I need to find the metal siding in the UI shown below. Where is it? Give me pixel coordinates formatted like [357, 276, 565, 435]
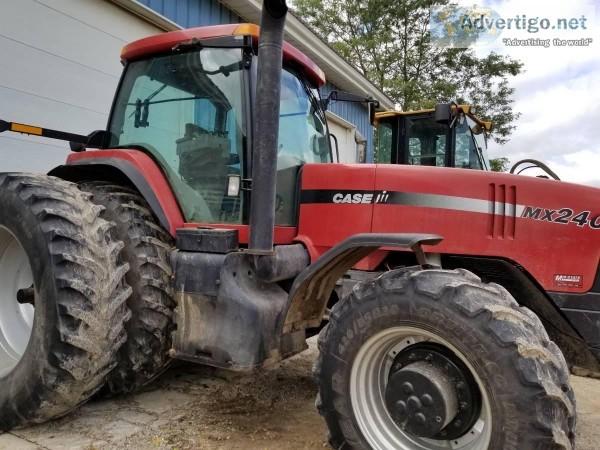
[0, 0, 163, 172]
[137, 0, 241, 27]
[322, 82, 374, 162]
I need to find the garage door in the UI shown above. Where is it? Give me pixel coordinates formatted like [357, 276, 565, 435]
[0, 0, 163, 172]
[326, 111, 357, 163]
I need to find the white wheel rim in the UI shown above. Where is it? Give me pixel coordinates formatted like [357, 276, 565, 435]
[0, 226, 35, 378]
[350, 326, 492, 450]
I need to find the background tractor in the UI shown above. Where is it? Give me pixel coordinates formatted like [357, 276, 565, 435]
[0, 1, 585, 449]
[373, 104, 564, 182]
[374, 104, 492, 170]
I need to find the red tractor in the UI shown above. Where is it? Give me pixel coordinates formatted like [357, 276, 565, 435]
[0, 1, 584, 448]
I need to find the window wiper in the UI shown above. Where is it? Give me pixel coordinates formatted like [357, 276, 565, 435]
[128, 84, 167, 127]
[128, 95, 211, 128]
[133, 98, 149, 128]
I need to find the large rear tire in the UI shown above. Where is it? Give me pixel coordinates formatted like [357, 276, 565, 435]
[315, 268, 576, 450]
[0, 174, 131, 430]
[79, 182, 175, 396]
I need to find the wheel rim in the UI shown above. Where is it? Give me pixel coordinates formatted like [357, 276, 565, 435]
[350, 326, 492, 450]
[0, 226, 35, 378]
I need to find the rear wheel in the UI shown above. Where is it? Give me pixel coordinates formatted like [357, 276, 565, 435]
[79, 182, 175, 396]
[315, 268, 576, 450]
[0, 174, 130, 430]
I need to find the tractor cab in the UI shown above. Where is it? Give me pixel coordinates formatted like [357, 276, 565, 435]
[375, 105, 492, 170]
[108, 24, 331, 227]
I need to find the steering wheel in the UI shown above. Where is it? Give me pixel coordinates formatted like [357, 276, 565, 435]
[509, 159, 561, 181]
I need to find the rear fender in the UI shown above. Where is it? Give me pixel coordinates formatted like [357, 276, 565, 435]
[49, 150, 184, 235]
[281, 233, 442, 334]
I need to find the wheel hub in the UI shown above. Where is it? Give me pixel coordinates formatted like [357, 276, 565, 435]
[384, 344, 481, 440]
[385, 360, 458, 437]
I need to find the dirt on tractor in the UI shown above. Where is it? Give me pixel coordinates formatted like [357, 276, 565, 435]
[1, 338, 598, 450]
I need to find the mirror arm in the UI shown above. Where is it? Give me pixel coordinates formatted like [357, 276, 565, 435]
[323, 90, 379, 110]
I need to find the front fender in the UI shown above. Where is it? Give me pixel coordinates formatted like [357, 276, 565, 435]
[49, 149, 184, 235]
[281, 233, 443, 334]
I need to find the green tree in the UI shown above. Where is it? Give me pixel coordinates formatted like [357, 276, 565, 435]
[489, 157, 510, 172]
[293, 0, 523, 144]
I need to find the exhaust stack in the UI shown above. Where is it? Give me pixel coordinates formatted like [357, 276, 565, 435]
[248, 0, 288, 255]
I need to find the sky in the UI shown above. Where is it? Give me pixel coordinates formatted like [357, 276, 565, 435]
[463, 0, 600, 186]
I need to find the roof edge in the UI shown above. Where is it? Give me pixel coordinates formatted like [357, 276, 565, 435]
[108, 0, 182, 31]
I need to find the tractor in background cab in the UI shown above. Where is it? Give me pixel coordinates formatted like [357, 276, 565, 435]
[373, 103, 564, 182]
[374, 103, 492, 169]
[0, 1, 587, 449]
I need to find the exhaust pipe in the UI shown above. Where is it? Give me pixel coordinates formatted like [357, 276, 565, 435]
[248, 0, 288, 255]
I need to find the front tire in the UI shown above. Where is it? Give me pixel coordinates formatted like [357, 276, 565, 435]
[314, 268, 575, 450]
[0, 174, 131, 430]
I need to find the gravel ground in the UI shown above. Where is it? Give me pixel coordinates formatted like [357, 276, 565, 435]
[1, 338, 598, 450]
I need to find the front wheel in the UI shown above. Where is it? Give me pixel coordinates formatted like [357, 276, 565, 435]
[314, 268, 575, 450]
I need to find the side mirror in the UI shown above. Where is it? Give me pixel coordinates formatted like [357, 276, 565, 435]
[312, 134, 330, 156]
[69, 130, 112, 152]
[434, 103, 452, 125]
[329, 133, 340, 162]
[87, 130, 112, 148]
[369, 102, 376, 126]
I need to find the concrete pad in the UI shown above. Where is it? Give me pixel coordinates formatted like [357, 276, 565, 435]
[115, 409, 156, 426]
[134, 390, 192, 415]
[99, 420, 142, 442]
[10, 429, 105, 450]
[572, 376, 600, 450]
[0, 433, 40, 450]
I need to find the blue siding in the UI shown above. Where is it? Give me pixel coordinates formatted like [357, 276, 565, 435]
[321, 82, 374, 161]
[142, 0, 373, 161]
[138, 0, 241, 27]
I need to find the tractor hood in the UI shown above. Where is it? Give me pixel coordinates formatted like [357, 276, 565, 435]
[296, 163, 600, 294]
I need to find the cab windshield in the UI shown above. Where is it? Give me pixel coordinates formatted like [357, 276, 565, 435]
[108, 47, 246, 224]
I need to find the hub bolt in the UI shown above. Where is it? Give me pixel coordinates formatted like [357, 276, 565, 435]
[454, 420, 462, 428]
[456, 382, 465, 390]
[395, 400, 407, 415]
[421, 394, 433, 406]
[402, 382, 414, 394]
[460, 401, 469, 410]
[414, 413, 426, 425]
[407, 396, 422, 410]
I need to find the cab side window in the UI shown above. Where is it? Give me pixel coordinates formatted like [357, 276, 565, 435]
[275, 69, 330, 226]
